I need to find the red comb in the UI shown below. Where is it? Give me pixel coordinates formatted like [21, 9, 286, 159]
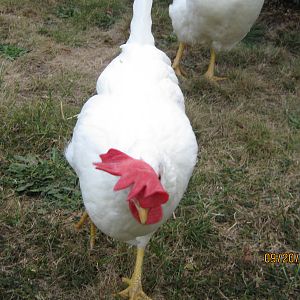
[93, 149, 169, 224]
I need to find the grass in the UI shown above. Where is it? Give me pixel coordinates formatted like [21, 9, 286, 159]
[0, 44, 28, 60]
[0, 0, 300, 299]
[2, 150, 81, 209]
[54, 0, 127, 30]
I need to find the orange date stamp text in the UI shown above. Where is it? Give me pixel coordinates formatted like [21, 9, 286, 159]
[264, 252, 299, 264]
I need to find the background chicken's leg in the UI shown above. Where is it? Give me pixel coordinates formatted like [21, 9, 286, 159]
[75, 211, 96, 249]
[172, 42, 186, 77]
[204, 48, 226, 81]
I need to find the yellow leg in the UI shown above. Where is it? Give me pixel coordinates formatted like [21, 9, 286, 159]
[75, 211, 89, 230]
[172, 42, 187, 77]
[75, 211, 97, 249]
[90, 222, 96, 250]
[204, 48, 226, 81]
[118, 248, 151, 300]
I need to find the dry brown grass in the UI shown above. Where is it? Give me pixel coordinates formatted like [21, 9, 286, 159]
[0, 1, 299, 299]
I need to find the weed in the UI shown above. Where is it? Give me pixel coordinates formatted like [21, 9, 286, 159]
[56, 5, 79, 19]
[288, 113, 300, 129]
[2, 150, 81, 209]
[0, 44, 28, 60]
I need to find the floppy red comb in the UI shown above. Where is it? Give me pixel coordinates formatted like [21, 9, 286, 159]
[93, 149, 169, 224]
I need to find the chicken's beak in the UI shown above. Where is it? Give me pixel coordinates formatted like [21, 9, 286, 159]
[134, 200, 149, 224]
[138, 207, 149, 224]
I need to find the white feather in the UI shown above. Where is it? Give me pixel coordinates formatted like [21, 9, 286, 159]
[169, 0, 265, 50]
[127, 0, 154, 46]
[66, 0, 198, 248]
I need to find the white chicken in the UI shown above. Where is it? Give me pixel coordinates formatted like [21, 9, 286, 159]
[65, 0, 198, 298]
[169, 0, 265, 80]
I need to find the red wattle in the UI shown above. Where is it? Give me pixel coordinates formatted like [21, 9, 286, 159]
[94, 148, 169, 224]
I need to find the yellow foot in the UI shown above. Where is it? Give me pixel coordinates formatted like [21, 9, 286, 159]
[204, 73, 227, 82]
[75, 211, 96, 250]
[118, 277, 151, 300]
[204, 47, 227, 82]
[172, 64, 187, 77]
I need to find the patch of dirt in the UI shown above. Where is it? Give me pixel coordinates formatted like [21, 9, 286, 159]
[1, 16, 130, 104]
[49, 43, 119, 80]
[48, 19, 130, 77]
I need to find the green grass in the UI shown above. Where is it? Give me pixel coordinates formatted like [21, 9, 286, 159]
[243, 24, 267, 46]
[0, 0, 129, 47]
[0, 44, 28, 60]
[275, 30, 300, 54]
[55, 0, 128, 30]
[37, 25, 85, 47]
[0, 1, 300, 299]
[288, 112, 300, 129]
[0, 99, 78, 155]
[40, 0, 128, 45]
[2, 150, 81, 209]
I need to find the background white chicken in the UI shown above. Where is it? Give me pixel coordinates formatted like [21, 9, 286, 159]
[65, 0, 198, 298]
[169, 0, 265, 80]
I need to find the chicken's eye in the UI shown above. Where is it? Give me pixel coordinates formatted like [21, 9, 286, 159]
[158, 174, 161, 181]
